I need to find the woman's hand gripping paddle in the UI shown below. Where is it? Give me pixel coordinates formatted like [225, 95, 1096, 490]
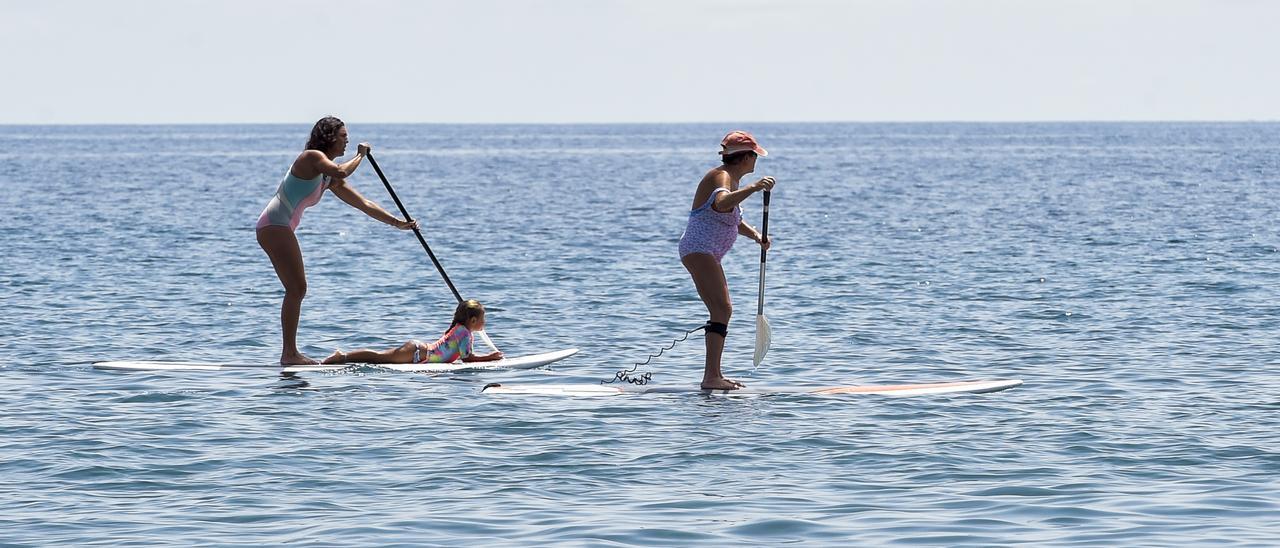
[365, 152, 501, 353]
[753, 190, 772, 369]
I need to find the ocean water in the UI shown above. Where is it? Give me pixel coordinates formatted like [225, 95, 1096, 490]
[1, 122, 1277, 546]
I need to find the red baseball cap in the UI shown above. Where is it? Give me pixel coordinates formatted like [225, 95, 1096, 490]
[719, 130, 768, 157]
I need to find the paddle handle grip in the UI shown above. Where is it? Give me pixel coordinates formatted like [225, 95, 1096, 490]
[366, 152, 464, 303]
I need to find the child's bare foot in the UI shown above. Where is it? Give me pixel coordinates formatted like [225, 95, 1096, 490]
[321, 350, 346, 365]
[701, 377, 745, 390]
[281, 352, 318, 365]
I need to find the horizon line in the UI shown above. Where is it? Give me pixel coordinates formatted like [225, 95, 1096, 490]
[2, 119, 1278, 127]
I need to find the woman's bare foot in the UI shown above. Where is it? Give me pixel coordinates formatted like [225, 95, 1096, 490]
[321, 349, 346, 365]
[701, 377, 745, 390]
[281, 352, 318, 365]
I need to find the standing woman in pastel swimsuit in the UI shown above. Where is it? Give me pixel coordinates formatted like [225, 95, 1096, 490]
[257, 116, 418, 365]
[679, 131, 775, 390]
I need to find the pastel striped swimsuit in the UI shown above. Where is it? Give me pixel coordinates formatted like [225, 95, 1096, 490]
[411, 325, 475, 364]
[255, 170, 331, 231]
[678, 187, 742, 261]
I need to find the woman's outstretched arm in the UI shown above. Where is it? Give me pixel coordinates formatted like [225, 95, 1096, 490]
[311, 143, 368, 179]
[329, 180, 419, 230]
[710, 175, 775, 212]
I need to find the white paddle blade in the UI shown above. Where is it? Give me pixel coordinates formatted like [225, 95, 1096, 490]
[477, 330, 500, 353]
[753, 313, 772, 367]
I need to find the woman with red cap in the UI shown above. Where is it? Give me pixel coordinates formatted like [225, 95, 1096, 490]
[678, 130, 775, 390]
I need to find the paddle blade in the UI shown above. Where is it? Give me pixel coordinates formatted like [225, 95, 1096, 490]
[477, 330, 501, 353]
[753, 313, 772, 367]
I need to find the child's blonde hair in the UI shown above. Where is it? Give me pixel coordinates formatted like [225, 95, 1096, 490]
[451, 299, 485, 328]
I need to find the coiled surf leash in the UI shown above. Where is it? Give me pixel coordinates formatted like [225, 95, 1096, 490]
[602, 323, 710, 385]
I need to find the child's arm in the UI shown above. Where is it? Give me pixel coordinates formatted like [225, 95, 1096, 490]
[462, 351, 504, 363]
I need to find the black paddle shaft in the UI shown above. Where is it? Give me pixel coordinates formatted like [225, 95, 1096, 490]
[756, 189, 771, 315]
[365, 152, 464, 303]
[758, 190, 771, 264]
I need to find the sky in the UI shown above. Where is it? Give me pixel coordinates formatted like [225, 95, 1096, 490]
[2, 0, 1277, 124]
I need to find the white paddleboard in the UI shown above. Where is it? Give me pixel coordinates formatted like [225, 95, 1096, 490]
[93, 348, 578, 373]
[90, 361, 349, 373]
[480, 378, 1022, 397]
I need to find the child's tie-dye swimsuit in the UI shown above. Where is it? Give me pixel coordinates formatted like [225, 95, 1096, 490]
[412, 325, 474, 363]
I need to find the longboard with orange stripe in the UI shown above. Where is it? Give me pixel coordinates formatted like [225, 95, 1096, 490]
[481, 378, 1022, 397]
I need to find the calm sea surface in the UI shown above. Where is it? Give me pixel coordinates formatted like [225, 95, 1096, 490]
[1, 123, 1277, 546]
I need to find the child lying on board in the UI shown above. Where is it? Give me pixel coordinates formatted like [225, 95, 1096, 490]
[322, 299, 504, 364]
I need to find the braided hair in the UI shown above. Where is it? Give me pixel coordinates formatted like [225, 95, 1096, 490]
[304, 116, 345, 152]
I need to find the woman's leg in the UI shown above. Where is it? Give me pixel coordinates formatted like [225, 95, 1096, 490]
[257, 226, 314, 365]
[682, 253, 742, 389]
[324, 342, 418, 364]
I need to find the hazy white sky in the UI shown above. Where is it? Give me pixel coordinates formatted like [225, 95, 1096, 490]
[2, 0, 1276, 124]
